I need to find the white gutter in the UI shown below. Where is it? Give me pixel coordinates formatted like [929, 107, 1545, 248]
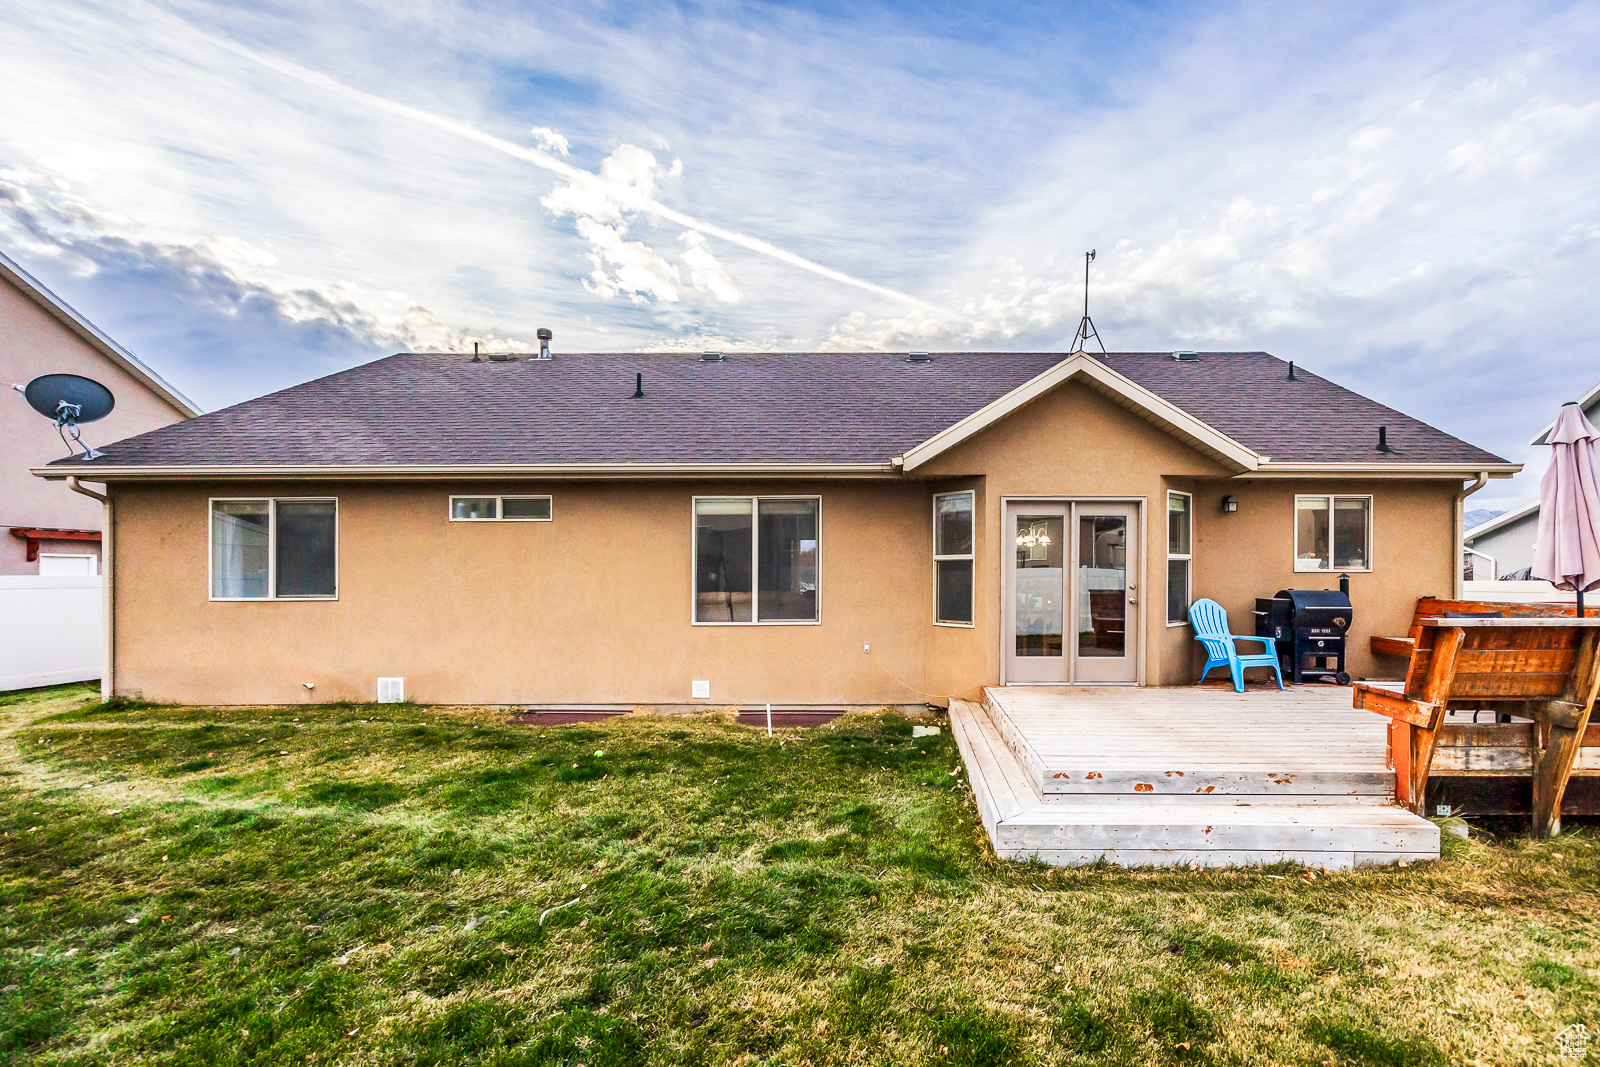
[66, 477, 112, 700]
[32, 462, 901, 481]
[1250, 461, 1521, 479]
[1454, 471, 1490, 599]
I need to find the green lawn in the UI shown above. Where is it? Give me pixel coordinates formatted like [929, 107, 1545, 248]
[1, 684, 1596, 1066]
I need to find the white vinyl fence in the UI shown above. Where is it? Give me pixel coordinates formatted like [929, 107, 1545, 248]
[1462, 579, 1580, 605]
[0, 575, 103, 691]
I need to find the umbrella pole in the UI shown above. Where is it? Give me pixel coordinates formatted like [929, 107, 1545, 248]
[1580, 588, 1586, 619]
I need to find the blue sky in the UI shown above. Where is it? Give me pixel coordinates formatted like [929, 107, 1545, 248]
[2, 0, 1598, 509]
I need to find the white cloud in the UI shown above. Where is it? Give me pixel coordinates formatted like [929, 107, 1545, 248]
[529, 126, 569, 155]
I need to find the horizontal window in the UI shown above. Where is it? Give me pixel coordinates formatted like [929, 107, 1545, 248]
[695, 496, 819, 624]
[211, 498, 337, 600]
[449, 495, 553, 521]
[1295, 495, 1371, 572]
[934, 491, 975, 626]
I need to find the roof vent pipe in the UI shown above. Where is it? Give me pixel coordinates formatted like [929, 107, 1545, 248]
[1376, 426, 1399, 454]
[536, 328, 553, 360]
[699, 351, 724, 362]
[1286, 360, 1299, 381]
[632, 372, 644, 399]
[470, 342, 482, 363]
[1173, 350, 1199, 362]
[906, 351, 932, 363]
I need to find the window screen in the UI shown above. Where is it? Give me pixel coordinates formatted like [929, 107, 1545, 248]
[758, 499, 819, 621]
[275, 501, 338, 597]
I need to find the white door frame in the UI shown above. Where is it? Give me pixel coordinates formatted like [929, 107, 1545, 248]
[998, 495, 1147, 687]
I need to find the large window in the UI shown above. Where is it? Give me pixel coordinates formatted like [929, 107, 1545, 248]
[1166, 491, 1192, 624]
[694, 497, 819, 624]
[1295, 495, 1372, 572]
[449, 495, 553, 521]
[211, 498, 337, 600]
[934, 491, 974, 626]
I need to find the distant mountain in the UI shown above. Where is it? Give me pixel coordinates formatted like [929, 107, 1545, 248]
[1464, 508, 1506, 530]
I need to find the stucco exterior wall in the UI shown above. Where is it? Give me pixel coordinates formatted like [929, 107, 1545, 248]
[111, 479, 952, 706]
[1, 275, 190, 574]
[916, 382, 1231, 690]
[106, 380, 1462, 705]
[1182, 478, 1459, 682]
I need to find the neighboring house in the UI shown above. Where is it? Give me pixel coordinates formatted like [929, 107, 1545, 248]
[34, 348, 1516, 706]
[2, 249, 199, 574]
[1462, 377, 1600, 578]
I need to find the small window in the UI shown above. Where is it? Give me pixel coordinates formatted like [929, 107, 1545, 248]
[1166, 491, 1192, 624]
[211, 498, 337, 600]
[1295, 495, 1371, 571]
[449, 495, 552, 521]
[694, 496, 819, 624]
[933, 491, 975, 626]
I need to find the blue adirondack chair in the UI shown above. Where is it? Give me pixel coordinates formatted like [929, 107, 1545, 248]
[1188, 598, 1284, 693]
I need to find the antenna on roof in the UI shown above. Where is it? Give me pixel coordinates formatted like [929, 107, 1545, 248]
[1067, 250, 1105, 356]
[14, 373, 116, 460]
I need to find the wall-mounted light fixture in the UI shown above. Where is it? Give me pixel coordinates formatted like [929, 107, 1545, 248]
[1221, 495, 1239, 513]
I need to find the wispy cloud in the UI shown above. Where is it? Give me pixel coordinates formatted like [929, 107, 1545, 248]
[0, 0, 1596, 507]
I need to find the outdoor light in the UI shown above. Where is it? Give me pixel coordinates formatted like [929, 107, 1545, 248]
[1221, 495, 1239, 513]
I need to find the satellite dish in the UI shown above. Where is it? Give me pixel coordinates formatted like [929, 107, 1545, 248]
[13, 373, 116, 460]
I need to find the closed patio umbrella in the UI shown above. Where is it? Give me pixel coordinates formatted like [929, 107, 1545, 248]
[1531, 402, 1600, 616]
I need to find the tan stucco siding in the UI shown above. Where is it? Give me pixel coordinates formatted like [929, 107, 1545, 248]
[111, 480, 961, 706]
[915, 381, 1231, 688]
[1182, 478, 1458, 682]
[2, 275, 190, 573]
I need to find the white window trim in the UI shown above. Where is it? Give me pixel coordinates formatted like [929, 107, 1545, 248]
[932, 490, 976, 628]
[1293, 493, 1374, 573]
[447, 494, 554, 521]
[1166, 490, 1192, 627]
[691, 494, 822, 626]
[208, 497, 339, 602]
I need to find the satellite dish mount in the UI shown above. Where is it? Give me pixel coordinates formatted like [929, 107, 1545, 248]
[14, 373, 116, 460]
[1068, 249, 1105, 356]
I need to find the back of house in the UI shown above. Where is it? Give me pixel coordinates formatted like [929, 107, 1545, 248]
[35, 346, 1515, 706]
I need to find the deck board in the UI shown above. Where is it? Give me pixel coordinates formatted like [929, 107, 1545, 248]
[985, 685, 1394, 796]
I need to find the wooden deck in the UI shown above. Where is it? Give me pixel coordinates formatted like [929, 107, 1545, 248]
[985, 684, 1395, 799]
[950, 684, 1438, 869]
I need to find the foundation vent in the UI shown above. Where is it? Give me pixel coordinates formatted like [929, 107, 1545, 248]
[377, 677, 405, 703]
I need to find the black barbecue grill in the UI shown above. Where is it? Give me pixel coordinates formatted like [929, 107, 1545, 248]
[1254, 588, 1353, 685]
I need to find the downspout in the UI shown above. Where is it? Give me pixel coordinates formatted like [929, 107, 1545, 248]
[1454, 471, 1489, 599]
[66, 477, 111, 700]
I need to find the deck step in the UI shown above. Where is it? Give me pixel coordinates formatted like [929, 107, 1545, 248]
[949, 699, 1439, 870]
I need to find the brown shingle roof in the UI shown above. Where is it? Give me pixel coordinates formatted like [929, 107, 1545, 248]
[57, 351, 1508, 469]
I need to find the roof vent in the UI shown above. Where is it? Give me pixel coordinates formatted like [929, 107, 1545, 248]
[1173, 350, 1199, 362]
[699, 351, 725, 362]
[536, 328, 553, 360]
[1376, 425, 1400, 454]
[906, 351, 933, 363]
